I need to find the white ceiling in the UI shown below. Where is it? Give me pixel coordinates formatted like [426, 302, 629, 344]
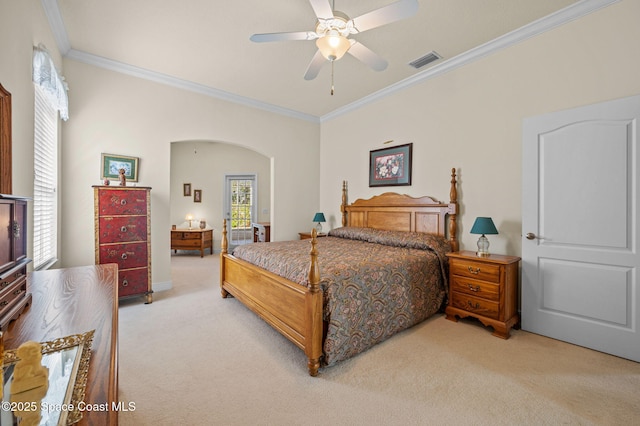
[46, 0, 609, 121]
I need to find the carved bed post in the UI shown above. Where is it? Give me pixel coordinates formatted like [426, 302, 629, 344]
[341, 180, 347, 227]
[448, 168, 459, 252]
[220, 219, 229, 298]
[305, 228, 322, 376]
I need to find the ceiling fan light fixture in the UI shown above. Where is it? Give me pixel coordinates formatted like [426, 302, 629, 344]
[316, 31, 351, 61]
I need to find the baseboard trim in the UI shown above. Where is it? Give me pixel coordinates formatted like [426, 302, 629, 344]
[152, 280, 172, 292]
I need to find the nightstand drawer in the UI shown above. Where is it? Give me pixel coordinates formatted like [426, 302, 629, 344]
[450, 259, 501, 283]
[172, 232, 201, 241]
[450, 276, 499, 301]
[450, 292, 499, 320]
[171, 238, 201, 249]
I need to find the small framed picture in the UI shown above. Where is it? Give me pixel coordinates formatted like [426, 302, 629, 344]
[369, 143, 412, 187]
[101, 153, 139, 182]
[194, 189, 202, 203]
[183, 183, 191, 196]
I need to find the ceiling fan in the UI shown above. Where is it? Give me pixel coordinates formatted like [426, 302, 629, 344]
[250, 0, 419, 92]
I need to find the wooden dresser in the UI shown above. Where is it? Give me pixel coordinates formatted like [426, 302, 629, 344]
[445, 251, 521, 339]
[4, 264, 119, 426]
[171, 229, 213, 257]
[0, 194, 31, 330]
[94, 186, 152, 303]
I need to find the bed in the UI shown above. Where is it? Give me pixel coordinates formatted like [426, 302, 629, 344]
[219, 168, 459, 376]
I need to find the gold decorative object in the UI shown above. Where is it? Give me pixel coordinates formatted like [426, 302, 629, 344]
[10, 341, 48, 394]
[11, 385, 47, 426]
[3, 330, 95, 425]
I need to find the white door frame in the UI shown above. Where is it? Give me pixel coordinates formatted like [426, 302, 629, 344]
[224, 174, 258, 248]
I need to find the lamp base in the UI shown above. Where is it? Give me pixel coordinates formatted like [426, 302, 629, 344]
[476, 234, 490, 257]
[315, 223, 323, 233]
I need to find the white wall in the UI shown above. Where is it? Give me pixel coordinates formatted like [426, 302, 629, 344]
[60, 61, 319, 289]
[0, 0, 63, 268]
[170, 141, 271, 252]
[319, 0, 640, 257]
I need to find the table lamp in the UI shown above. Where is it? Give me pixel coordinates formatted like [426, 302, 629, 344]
[313, 212, 326, 233]
[186, 214, 194, 230]
[470, 217, 498, 257]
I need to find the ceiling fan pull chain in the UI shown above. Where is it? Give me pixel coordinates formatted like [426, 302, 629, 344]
[331, 61, 335, 96]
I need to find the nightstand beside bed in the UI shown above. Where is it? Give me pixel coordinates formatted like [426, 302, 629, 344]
[445, 250, 521, 339]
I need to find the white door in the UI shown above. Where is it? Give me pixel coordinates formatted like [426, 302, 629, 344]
[224, 174, 257, 249]
[522, 95, 640, 362]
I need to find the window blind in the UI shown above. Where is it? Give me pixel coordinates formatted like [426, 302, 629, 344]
[33, 86, 58, 270]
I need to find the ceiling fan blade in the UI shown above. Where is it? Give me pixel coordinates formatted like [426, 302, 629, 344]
[350, 0, 419, 33]
[347, 41, 388, 71]
[250, 31, 318, 43]
[304, 50, 326, 80]
[308, 0, 334, 20]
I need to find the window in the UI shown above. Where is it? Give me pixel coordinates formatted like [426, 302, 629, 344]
[33, 85, 58, 269]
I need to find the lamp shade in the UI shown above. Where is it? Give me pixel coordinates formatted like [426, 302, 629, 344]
[470, 217, 498, 235]
[313, 212, 326, 223]
[316, 33, 351, 61]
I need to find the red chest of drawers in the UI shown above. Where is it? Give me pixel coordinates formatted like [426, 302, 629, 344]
[94, 186, 153, 303]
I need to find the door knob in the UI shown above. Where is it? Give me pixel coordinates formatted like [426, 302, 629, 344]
[526, 232, 536, 240]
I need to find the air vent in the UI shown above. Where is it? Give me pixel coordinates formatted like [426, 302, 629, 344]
[409, 51, 442, 69]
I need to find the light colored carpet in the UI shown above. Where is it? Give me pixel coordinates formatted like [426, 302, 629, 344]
[117, 253, 640, 425]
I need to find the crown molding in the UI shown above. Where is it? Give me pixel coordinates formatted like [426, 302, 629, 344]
[42, 0, 618, 123]
[320, 0, 620, 122]
[41, 0, 70, 55]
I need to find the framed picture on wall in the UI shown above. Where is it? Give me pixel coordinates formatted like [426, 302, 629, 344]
[369, 143, 412, 187]
[194, 189, 202, 203]
[183, 183, 191, 196]
[101, 153, 139, 182]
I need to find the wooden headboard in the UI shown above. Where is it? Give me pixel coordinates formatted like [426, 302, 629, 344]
[340, 168, 459, 251]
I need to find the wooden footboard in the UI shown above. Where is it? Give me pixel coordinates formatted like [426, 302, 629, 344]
[220, 222, 323, 376]
[219, 168, 459, 376]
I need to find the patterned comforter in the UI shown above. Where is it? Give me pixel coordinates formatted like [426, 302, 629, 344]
[231, 227, 451, 366]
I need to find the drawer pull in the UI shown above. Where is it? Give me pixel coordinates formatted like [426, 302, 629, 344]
[0, 281, 9, 288]
[122, 279, 129, 287]
[121, 226, 128, 232]
[121, 253, 128, 260]
[0, 301, 8, 307]
[468, 284, 480, 292]
[13, 289, 23, 296]
[467, 300, 480, 309]
[468, 266, 481, 275]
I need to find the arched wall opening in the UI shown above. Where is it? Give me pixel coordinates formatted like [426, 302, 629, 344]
[170, 140, 272, 253]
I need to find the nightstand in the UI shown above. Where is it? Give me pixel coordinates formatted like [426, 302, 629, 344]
[445, 250, 521, 339]
[298, 232, 327, 240]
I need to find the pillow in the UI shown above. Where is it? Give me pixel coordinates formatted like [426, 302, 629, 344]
[328, 227, 451, 253]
